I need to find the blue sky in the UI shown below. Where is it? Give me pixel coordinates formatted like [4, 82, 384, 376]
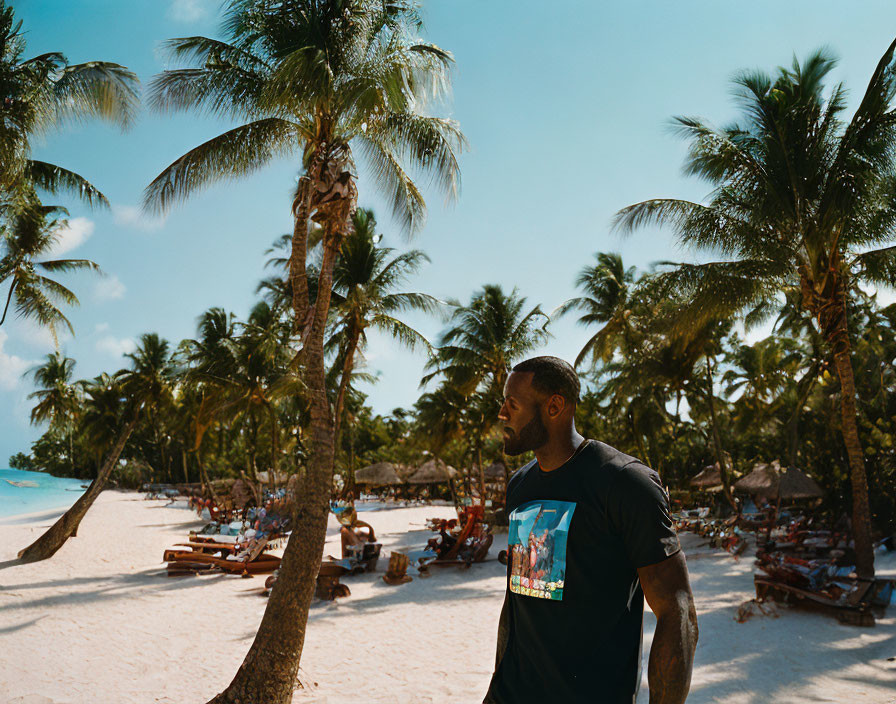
[4, 0, 896, 463]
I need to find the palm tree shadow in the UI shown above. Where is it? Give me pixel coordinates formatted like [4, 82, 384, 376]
[0, 615, 45, 634]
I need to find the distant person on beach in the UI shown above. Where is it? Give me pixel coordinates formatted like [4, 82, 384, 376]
[485, 356, 698, 704]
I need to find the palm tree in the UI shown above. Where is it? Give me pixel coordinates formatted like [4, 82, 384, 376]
[0, 1, 138, 201]
[554, 252, 639, 367]
[0, 201, 101, 341]
[124, 334, 178, 481]
[234, 302, 294, 490]
[424, 284, 549, 498]
[78, 373, 127, 466]
[769, 289, 832, 468]
[614, 44, 896, 577]
[328, 208, 437, 455]
[182, 307, 241, 503]
[144, 3, 463, 700]
[414, 383, 467, 458]
[595, 290, 739, 504]
[17, 334, 173, 562]
[26, 350, 82, 469]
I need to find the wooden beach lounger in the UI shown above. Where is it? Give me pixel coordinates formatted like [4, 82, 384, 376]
[754, 576, 877, 626]
[164, 550, 281, 575]
[164, 538, 280, 576]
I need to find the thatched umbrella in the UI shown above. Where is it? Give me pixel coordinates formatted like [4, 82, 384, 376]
[407, 458, 458, 484]
[778, 466, 823, 499]
[733, 462, 780, 496]
[354, 462, 403, 487]
[734, 460, 823, 500]
[689, 465, 723, 490]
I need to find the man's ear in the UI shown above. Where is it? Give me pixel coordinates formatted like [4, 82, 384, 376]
[546, 393, 566, 419]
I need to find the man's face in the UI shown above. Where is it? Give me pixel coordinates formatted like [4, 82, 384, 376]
[498, 372, 549, 456]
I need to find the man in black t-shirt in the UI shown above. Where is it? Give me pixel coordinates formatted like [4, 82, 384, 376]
[485, 356, 698, 704]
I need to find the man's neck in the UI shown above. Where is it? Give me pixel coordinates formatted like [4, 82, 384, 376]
[534, 429, 585, 472]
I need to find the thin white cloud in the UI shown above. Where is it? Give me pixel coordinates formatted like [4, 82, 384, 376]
[0, 331, 34, 391]
[47, 217, 94, 257]
[112, 204, 166, 233]
[96, 334, 136, 358]
[167, 0, 210, 23]
[93, 274, 126, 302]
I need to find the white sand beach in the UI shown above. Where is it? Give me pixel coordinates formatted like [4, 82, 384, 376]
[0, 491, 894, 704]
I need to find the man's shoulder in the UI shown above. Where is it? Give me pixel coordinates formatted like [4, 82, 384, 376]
[507, 457, 538, 491]
[577, 441, 668, 505]
[583, 440, 642, 471]
[579, 440, 650, 482]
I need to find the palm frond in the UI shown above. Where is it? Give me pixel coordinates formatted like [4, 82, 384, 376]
[370, 314, 431, 353]
[143, 118, 302, 214]
[367, 113, 465, 200]
[25, 161, 109, 209]
[52, 61, 140, 130]
[37, 258, 101, 274]
[379, 291, 440, 315]
[355, 134, 426, 232]
[645, 259, 790, 332]
[851, 244, 896, 286]
[12, 277, 74, 339]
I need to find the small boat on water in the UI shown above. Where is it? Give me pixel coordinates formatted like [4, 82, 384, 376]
[4, 479, 39, 488]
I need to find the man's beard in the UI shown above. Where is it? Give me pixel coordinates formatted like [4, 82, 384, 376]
[503, 411, 549, 456]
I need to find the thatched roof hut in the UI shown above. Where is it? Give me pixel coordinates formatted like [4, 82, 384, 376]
[689, 465, 723, 490]
[407, 458, 458, 485]
[734, 462, 779, 495]
[355, 462, 403, 487]
[734, 460, 823, 499]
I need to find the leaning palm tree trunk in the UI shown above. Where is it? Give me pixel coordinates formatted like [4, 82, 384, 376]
[209, 157, 351, 702]
[18, 416, 138, 563]
[807, 279, 876, 579]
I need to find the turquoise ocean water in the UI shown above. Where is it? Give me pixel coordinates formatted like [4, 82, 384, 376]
[0, 468, 88, 521]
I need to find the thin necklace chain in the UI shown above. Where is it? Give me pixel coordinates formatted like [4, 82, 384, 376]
[560, 438, 588, 467]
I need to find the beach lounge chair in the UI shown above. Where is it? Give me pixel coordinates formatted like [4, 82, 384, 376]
[416, 505, 493, 573]
[164, 537, 280, 576]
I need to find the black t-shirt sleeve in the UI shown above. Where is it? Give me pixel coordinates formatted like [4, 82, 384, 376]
[607, 461, 681, 568]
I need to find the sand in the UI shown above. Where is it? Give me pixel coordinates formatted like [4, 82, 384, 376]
[0, 491, 894, 703]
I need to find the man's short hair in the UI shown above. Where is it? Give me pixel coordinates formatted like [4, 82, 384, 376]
[512, 356, 580, 405]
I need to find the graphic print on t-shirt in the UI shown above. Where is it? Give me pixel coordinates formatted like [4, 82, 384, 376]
[508, 500, 576, 601]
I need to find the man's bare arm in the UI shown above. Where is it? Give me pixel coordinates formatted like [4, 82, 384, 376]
[638, 551, 698, 704]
